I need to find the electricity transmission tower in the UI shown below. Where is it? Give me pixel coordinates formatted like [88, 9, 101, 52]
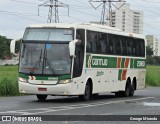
[89, 0, 125, 26]
[38, 0, 69, 23]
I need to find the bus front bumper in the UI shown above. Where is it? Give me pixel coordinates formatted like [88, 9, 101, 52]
[19, 81, 73, 95]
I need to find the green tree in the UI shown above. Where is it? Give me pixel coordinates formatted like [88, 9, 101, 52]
[146, 46, 160, 65]
[146, 46, 153, 56]
[15, 39, 21, 53]
[0, 35, 11, 59]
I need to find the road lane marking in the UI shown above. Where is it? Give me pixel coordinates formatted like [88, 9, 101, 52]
[0, 97, 154, 115]
[143, 102, 160, 106]
[28, 97, 155, 115]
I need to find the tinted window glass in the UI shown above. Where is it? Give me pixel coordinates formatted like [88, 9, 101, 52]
[87, 30, 145, 57]
[73, 29, 85, 78]
[115, 36, 122, 55]
[121, 38, 127, 56]
[108, 34, 115, 54]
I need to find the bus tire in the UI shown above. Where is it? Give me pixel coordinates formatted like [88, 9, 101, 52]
[36, 95, 47, 102]
[123, 80, 131, 97]
[118, 80, 131, 97]
[92, 93, 99, 98]
[129, 83, 135, 97]
[115, 92, 120, 97]
[79, 81, 92, 101]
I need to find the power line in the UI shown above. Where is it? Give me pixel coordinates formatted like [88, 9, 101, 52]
[70, 8, 100, 19]
[75, 0, 90, 6]
[0, 10, 42, 17]
[62, 15, 88, 23]
[10, 0, 38, 5]
[130, 0, 160, 16]
[141, 0, 160, 3]
[0, 11, 45, 23]
[10, 0, 101, 22]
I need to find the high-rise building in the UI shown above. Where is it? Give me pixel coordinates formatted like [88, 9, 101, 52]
[111, 2, 143, 34]
[146, 35, 160, 56]
[146, 35, 154, 49]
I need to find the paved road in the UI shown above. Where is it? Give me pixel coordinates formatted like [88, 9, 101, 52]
[0, 87, 160, 123]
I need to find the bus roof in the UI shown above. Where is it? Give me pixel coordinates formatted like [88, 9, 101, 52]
[27, 23, 145, 39]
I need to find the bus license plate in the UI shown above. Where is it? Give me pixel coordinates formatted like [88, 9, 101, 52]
[38, 88, 47, 91]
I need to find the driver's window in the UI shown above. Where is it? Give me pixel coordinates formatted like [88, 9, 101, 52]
[73, 29, 85, 78]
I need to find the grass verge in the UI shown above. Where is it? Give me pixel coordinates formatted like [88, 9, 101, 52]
[146, 66, 160, 86]
[0, 66, 19, 96]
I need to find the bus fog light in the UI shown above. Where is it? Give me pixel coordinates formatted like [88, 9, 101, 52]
[21, 90, 26, 93]
[58, 79, 72, 84]
[64, 92, 67, 95]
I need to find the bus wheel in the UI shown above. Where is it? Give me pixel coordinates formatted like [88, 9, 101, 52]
[36, 95, 47, 102]
[115, 92, 120, 97]
[92, 93, 99, 98]
[123, 80, 131, 97]
[129, 83, 135, 97]
[79, 81, 92, 101]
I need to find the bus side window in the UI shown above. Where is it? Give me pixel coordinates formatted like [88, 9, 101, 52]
[99, 33, 106, 53]
[100, 41, 106, 53]
[136, 40, 141, 56]
[127, 39, 132, 56]
[122, 38, 127, 56]
[115, 36, 122, 55]
[134, 39, 140, 56]
[87, 31, 92, 52]
[105, 34, 109, 54]
[95, 33, 101, 53]
[142, 40, 145, 57]
[92, 42, 97, 53]
[87, 42, 91, 52]
[108, 34, 114, 54]
[108, 41, 113, 54]
[140, 39, 145, 57]
[132, 40, 136, 56]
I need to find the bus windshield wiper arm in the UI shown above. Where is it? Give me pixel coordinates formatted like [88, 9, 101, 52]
[29, 49, 42, 74]
[44, 50, 55, 74]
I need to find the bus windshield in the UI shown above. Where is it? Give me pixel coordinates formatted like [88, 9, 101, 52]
[19, 43, 71, 75]
[19, 28, 73, 76]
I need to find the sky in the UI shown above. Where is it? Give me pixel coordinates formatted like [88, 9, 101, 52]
[0, 0, 160, 39]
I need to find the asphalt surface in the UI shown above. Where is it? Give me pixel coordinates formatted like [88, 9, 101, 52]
[0, 87, 160, 124]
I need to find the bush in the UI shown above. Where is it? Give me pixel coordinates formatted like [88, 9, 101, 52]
[0, 77, 19, 96]
[145, 66, 160, 86]
[0, 66, 19, 96]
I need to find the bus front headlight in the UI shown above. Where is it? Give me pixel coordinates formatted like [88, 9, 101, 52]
[58, 79, 72, 84]
[19, 77, 28, 83]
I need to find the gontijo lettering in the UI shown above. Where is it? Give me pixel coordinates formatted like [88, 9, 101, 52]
[92, 58, 108, 66]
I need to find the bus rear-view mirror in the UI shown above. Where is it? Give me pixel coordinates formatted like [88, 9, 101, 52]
[69, 39, 81, 57]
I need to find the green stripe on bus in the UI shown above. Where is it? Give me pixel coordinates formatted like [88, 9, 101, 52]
[130, 59, 134, 68]
[86, 54, 146, 69]
[121, 58, 125, 68]
[19, 73, 29, 79]
[18, 73, 71, 80]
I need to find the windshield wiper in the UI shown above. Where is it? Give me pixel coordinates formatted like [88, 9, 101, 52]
[43, 50, 55, 74]
[29, 49, 43, 75]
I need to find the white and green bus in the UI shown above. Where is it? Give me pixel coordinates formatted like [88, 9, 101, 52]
[18, 23, 146, 101]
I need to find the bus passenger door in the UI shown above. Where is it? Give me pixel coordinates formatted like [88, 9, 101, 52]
[73, 29, 85, 78]
[72, 29, 85, 94]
